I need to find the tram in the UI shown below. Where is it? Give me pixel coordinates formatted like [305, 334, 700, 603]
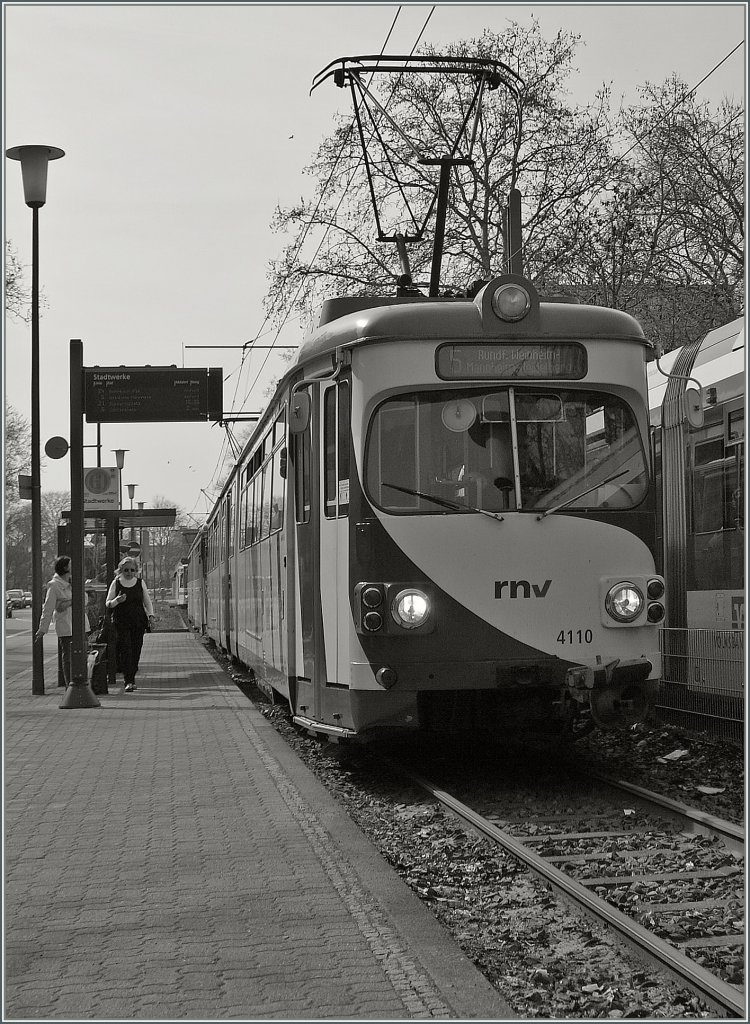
[188, 273, 666, 740]
[648, 317, 744, 633]
[171, 560, 189, 609]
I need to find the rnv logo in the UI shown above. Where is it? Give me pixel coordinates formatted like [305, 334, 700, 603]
[495, 579, 552, 599]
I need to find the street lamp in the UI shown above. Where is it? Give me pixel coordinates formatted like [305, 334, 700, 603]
[112, 448, 127, 515]
[126, 483, 138, 545]
[6, 144, 65, 695]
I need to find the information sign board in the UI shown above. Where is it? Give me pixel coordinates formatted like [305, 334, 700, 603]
[83, 366, 223, 423]
[436, 342, 587, 380]
[84, 467, 119, 511]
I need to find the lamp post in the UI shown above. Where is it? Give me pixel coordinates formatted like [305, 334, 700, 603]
[111, 448, 127, 576]
[6, 144, 65, 695]
[112, 449, 127, 534]
[126, 483, 137, 546]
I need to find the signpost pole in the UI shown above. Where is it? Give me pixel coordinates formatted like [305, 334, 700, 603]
[60, 339, 100, 709]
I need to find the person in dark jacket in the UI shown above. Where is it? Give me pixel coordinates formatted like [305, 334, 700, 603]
[105, 557, 156, 692]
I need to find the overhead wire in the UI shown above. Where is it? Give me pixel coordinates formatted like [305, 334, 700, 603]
[196, 6, 417, 511]
[237, 5, 437, 408]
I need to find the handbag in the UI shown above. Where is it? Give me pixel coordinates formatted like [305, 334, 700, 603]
[88, 609, 113, 647]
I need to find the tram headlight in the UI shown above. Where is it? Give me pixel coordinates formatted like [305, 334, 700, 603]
[492, 283, 531, 322]
[647, 603, 665, 623]
[391, 589, 431, 629]
[362, 586, 383, 609]
[605, 582, 644, 623]
[363, 611, 384, 632]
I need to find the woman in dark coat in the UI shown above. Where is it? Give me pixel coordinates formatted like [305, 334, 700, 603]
[105, 557, 156, 692]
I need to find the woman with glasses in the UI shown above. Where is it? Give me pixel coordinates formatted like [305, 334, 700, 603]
[35, 555, 75, 686]
[105, 557, 156, 692]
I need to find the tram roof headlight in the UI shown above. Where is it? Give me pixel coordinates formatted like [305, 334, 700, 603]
[605, 582, 644, 623]
[492, 283, 531, 322]
[391, 589, 431, 630]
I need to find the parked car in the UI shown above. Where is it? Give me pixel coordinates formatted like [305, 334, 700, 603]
[6, 589, 24, 610]
[22, 592, 32, 608]
[5, 596, 13, 619]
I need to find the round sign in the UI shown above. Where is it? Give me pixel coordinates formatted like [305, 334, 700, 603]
[441, 398, 477, 432]
[84, 467, 113, 493]
[128, 543, 141, 557]
[45, 436, 69, 460]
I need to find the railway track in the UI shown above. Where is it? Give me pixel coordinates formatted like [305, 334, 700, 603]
[389, 757, 745, 1018]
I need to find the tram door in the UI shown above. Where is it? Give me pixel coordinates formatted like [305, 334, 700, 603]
[321, 380, 350, 689]
[292, 380, 350, 721]
[222, 488, 234, 653]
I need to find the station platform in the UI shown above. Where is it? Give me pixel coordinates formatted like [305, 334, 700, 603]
[4, 629, 514, 1021]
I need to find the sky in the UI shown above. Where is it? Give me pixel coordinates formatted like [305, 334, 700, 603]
[3, 2, 746, 524]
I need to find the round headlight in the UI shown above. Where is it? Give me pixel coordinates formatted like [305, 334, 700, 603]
[363, 611, 383, 632]
[362, 586, 383, 608]
[605, 583, 644, 623]
[647, 603, 665, 623]
[492, 283, 531, 322]
[391, 589, 431, 629]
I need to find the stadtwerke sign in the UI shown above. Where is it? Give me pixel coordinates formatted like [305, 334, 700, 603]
[83, 366, 223, 423]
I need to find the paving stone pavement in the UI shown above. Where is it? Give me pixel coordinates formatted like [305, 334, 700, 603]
[5, 630, 515, 1021]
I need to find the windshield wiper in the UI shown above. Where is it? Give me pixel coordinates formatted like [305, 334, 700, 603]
[382, 482, 504, 522]
[536, 469, 629, 519]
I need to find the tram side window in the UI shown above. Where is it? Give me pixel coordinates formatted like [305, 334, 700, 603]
[239, 479, 248, 550]
[260, 460, 273, 539]
[692, 439, 726, 533]
[294, 427, 311, 524]
[252, 474, 263, 544]
[270, 448, 284, 533]
[324, 387, 337, 518]
[338, 381, 350, 516]
[226, 489, 234, 553]
[692, 437, 744, 533]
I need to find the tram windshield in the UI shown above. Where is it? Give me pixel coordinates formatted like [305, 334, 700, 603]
[366, 387, 648, 514]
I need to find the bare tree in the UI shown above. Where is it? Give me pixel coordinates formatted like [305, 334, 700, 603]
[4, 240, 30, 322]
[4, 404, 30, 501]
[266, 23, 617, 323]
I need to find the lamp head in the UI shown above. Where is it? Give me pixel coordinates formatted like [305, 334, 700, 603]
[6, 145, 65, 208]
[126, 484, 137, 500]
[112, 448, 128, 470]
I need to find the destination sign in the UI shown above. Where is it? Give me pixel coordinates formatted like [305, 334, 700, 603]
[83, 366, 223, 423]
[436, 342, 587, 380]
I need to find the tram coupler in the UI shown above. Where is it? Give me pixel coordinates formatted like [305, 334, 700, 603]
[564, 658, 654, 729]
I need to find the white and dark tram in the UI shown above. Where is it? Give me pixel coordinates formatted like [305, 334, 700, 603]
[188, 274, 667, 740]
[648, 316, 744, 634]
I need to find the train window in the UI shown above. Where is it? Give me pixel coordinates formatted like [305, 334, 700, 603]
[240, 480, 249, 550]
[226, 489, 234, 553]
[252, 474, 263, 544]
[260, 460, 273, 539]
[691, 437, 743, 534]
[294, 429, 311, 524]
[270, 449, 284, 533]
[337, 381, 350, 517]
[366, 387, 647, 514]
[324, 387, 337, 519]
[481, 393, 510, 422]
[726, 405, 744, 445]
[514, 392, 564, 423]
[273, 407, 286, 447]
